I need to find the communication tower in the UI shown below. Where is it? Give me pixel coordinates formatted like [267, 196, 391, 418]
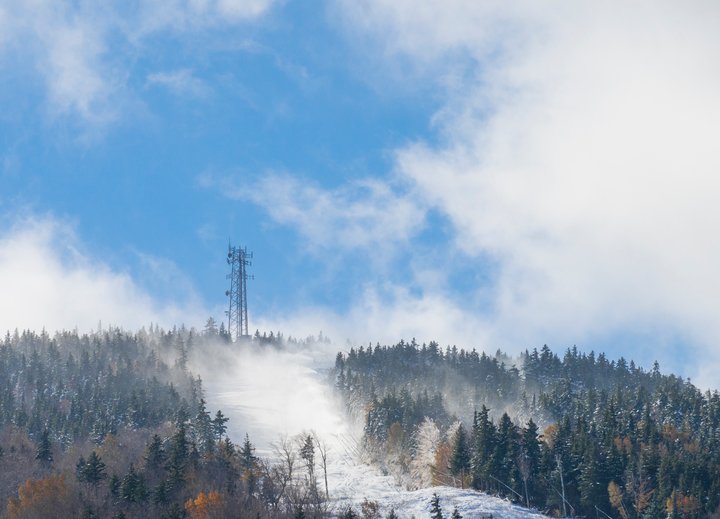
[225, 244, 253, 341]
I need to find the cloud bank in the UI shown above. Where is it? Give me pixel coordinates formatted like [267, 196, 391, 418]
[242, 1, 720, 386]
[0, 217, 206, 334]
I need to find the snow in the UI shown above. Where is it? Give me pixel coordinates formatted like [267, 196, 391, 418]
[200, 344, 551, 518]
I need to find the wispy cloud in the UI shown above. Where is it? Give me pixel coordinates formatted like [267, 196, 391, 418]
[146, 69, 211, 98]
[213, 172, 426, 255]
[0, 0, 279, 128]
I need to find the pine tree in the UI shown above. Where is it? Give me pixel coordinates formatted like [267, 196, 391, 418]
[240, 433, 259, 495]
[166, 423, 189, 487]
[145, 434, 166, 469]
[519, 419, 541, 506]
[195, 398, 214, 453]
[492, 413, 518, 495]
[121, 463, 148, 503]
[76, 455, 87, 482]
[109, 474, 121, 501]
[430, 493, 444, 519]
[212, 410, 229, 440]
[471, 406, 495, 490]
[450, 508, 462, 519]
[77, 451, 107, 487]
[450, 423, 470, 488]
[35, 428, 52, 465]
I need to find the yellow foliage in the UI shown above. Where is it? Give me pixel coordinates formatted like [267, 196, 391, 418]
[608, 481, 628, 519]
[7, 475, 71, 519]
[185, 490, 223, 519]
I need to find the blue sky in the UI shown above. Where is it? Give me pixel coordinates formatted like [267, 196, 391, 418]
[2, 1, 720, 386]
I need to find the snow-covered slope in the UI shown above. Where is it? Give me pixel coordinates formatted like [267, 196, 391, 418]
[325, 431, 548, 518]
[200, 344, 551, 518]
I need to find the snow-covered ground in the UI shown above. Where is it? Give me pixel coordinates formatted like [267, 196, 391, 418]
[200, 344, 550, 518]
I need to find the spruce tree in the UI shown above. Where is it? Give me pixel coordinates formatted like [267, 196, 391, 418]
[430, 493, 444, 519]
[212, 410, 229, 440]
[471, 406, 495, 490]
[145, 434, 165, 469]
[35, 428, 52, 465]
[450, 423, 470, 488]
[84, 451, 107, 487]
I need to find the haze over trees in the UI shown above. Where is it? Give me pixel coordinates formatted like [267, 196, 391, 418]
[0, 326, 334, 518]
[2, 325, 719, 518]
[334, 340, 720, 518]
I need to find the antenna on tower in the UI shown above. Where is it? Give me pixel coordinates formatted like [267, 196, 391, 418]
[225, 243, 253, 342]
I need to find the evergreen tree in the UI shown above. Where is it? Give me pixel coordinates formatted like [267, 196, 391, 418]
[76, 455, 87, 482]
[240, 433, 259, 494]
[519, 419, 541, 506]
[35, 428, 52, 465]
[492, 413, 518, 495]
[194, 398, 214, 453]
[77, 451, 107, 487]
[121, 463, 148, 503]
[145, 434, 166, 469]
[109, 474, 121, 500]
[166, 423, 189, 487]
[430, 493, 444, 519]
[449, 423, 470, 488]
[212, 410, 229, 440]
[471, 406, 495, 490]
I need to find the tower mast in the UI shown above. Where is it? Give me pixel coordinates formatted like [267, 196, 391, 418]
[225, 243, 253, 341]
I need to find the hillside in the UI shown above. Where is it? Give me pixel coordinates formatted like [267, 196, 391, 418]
[1, 327, 719, 518]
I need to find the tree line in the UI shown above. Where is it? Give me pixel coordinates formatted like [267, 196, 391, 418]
[334, 341, 720, 518]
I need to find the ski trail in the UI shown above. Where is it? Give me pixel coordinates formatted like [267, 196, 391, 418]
[200, 345, 551, 518]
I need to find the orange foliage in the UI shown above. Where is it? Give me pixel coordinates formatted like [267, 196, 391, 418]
[666, 490, 701, 519]
[612, 436, 633, 456]
[7, 474, 74, 519]
[543, 424, 559, 449]
[185, 490, 224, 519]
[432, 441, 452, 486]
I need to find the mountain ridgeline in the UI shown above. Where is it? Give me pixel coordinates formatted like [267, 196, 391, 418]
[0, 326, 330, 518]
[1, 324, 719, 518]
[334, 341, 720, 518]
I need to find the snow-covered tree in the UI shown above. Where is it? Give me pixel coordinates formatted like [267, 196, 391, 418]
[410, 418, 441, 487]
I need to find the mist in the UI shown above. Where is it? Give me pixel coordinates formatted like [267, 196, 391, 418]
[190, 337, 351, 454]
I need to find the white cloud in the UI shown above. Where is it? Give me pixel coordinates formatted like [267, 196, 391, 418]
[253, 283, 489, 351]
[333, 1, 720, 385]
[0, 217, 206, 334]
[222, 173, 425, 254]
[0, 0, 278, 125]
[146, 69, 211, 98]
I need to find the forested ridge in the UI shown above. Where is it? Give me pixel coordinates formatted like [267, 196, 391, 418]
[0, 325, 331, 518]
[334, 341, 720, 518]
[3, 325, 719, 518]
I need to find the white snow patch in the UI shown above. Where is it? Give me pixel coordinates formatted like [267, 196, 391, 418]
[200, 344, 551, 518]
